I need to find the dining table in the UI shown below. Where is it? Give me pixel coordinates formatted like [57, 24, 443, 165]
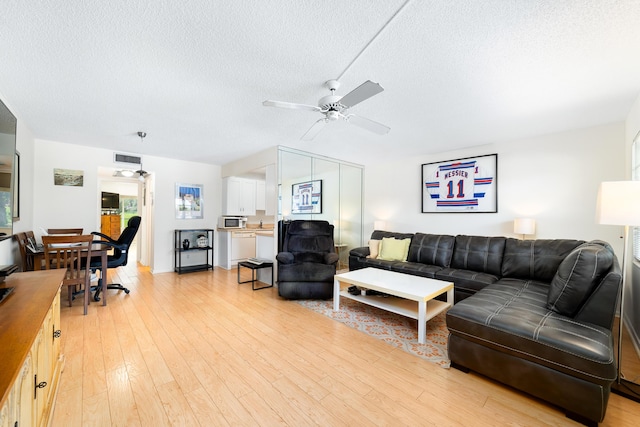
[28, 242, 109, 310]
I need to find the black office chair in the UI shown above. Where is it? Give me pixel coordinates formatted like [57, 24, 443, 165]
[89, 216, 141, 301]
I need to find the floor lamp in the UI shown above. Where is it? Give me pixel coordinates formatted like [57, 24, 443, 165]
[596, 181, 640, 400]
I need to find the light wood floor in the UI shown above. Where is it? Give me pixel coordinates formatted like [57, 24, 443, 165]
[52, 263, 640, 426]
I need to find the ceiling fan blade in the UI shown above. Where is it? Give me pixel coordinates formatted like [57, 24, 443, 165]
[339, 80, 384, 108]
[301, 118, 327, 141]
[263, 100, 321, 112]
[346, 114, 390, 135]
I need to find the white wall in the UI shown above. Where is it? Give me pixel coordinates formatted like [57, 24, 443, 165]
[365, 122, 626, 256]
[151, 155, 221, 273]
[33, 139, 221, 273]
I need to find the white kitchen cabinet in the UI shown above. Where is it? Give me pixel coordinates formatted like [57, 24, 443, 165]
[231, 231, 256, 262]
[218, 230, 256, 270]
[223, 177, 256, 216]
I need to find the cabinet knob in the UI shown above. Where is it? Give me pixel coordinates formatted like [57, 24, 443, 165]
[53, 329, 62, 339]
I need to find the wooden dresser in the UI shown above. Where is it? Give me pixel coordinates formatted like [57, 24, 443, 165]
[101, 214, 121, 240]
[0, 270, 65, 427]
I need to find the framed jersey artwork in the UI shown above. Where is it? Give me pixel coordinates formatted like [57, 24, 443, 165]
[422, 154, 497, 213]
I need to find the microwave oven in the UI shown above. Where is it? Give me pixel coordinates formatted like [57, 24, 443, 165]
[218, 216, 247, 229]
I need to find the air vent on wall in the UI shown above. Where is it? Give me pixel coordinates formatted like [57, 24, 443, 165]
[113, 152, 142, 165]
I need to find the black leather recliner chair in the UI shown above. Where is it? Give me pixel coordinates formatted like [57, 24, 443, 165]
[276, 220, 339, 299]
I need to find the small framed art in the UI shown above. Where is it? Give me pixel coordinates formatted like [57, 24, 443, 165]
[292, 180, 322, 214]
[176, 183, 203, 219]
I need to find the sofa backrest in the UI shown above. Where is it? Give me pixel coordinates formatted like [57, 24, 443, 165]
[370, 230, 414, 241]
[450, 235, 506, 276]
[501, 238, 584, 282]
[571, 241, 622, 329]
[407, 233, 455, 267]
[283, 220, 335, 254]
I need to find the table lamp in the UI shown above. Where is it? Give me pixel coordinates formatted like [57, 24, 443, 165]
[514, 218, 536, 239]
[374, 220, 386, 231]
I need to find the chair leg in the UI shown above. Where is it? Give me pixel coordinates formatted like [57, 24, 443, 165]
[67, 285, 73, 307]
[90, 267, 131, 301]
[92, 280, 130, 302]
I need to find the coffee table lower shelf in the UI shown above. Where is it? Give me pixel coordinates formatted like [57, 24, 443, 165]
[339, 290, 450, 322]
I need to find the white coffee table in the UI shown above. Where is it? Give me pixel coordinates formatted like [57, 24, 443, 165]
[333, 268, 454, 344]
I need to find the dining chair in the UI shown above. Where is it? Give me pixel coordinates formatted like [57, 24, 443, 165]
[14, 232, 32, 271]
[47, 228, 83, 235]
[43, 234, 94, 315]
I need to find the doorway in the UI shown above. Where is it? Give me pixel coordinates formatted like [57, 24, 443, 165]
[98, 167, 154, 269]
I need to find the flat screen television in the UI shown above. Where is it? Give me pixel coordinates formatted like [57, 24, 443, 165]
[101, 191, 119, 209]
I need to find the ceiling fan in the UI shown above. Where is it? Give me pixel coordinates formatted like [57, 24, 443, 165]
[263, 79, 390, 140]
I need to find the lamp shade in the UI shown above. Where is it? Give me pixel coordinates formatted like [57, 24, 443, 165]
[596, 181, 640, 226]
[374, 220, 386, 231]
[514, 218, 536, 235]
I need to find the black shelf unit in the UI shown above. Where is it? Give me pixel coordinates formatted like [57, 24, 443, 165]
[174, 229, 214, 274]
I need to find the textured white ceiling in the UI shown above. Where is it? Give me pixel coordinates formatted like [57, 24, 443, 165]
[1, 0, 640, 166]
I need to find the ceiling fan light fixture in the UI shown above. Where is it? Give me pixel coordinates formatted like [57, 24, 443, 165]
[326, 110, 340, 121]
[120, 170, 134, 177]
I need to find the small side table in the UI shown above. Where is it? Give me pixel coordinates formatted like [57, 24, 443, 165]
[334, 243, 348, 270]
[237, 261, 274, 290]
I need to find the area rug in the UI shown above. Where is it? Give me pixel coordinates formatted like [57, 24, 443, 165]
[296, 297, 450, 368]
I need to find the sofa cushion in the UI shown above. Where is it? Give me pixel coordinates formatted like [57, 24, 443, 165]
[378, 237, 411, 261]
[388, 261, 442, 278]
[435, 268, 499, 296]
[278, 262, 336, 282]
[547, 241, 614, 317]
[407, 233, 455, 267]
[361, 257, 395, 270]
[367, 239, 380, 259]
[501, 238, 584, 282]
[446, 279, 617, 383]
[450, 235, 506, 276]
[295, 252, 326, 263]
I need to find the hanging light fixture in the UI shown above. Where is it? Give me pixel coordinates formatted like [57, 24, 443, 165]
[135, 131, 148, 181]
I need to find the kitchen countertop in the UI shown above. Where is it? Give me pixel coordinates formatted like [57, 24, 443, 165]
[216, 228, 274, 236]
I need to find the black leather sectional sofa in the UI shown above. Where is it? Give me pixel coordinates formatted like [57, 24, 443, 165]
[349, 231, 622, 425]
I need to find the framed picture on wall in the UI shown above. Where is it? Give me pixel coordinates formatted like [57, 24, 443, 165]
[176, 183, 203, 219]
[422, 154, 498, 213]
[53, 168, 84, 187]
[292, 180, 322, 214]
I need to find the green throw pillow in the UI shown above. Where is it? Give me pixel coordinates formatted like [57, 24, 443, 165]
[378, 237, 411, 261]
